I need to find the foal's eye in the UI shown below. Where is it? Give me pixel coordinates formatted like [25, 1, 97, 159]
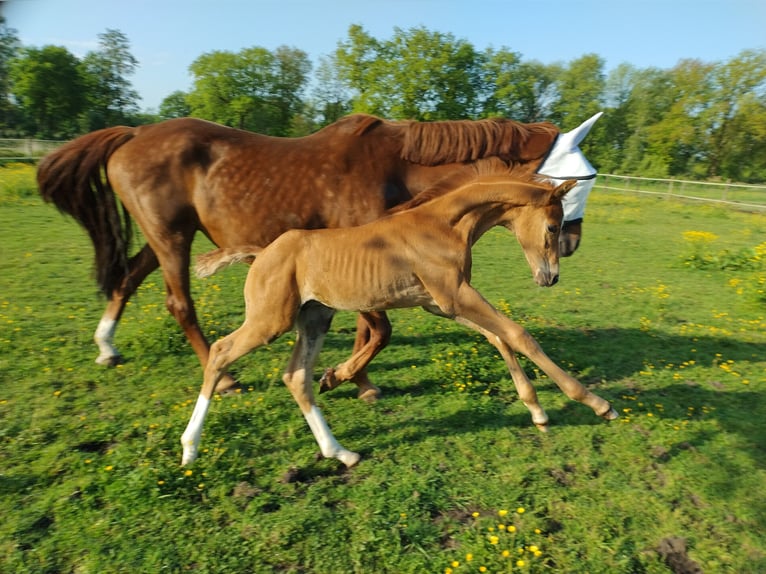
[546, 224, 559, 234]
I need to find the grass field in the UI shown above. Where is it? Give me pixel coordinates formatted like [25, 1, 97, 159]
[1, 164, 765, 573]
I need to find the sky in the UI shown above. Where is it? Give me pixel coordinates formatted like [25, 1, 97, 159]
[4, 0, 765, 111]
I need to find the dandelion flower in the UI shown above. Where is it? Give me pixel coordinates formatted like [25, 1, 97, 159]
[508, 525, 517, 533]
[104, 465, 113, 471]
[184, 469, 193, 477]
[517, 559, 526, 567]
[489, 535, 499, 545]
[517, 507, 525, 514]
[498, 509, 508, 517]
[451, 561, 460, 568]
[465, 554, 473, 562]
[472, 511, 480, 518]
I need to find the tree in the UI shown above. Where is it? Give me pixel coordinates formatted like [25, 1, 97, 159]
[481, 51, 557, 122]
[9, 45, 86, 137]
[159, 90, 191, 119]
[187, 46, 310, 134]
[703, 49, 766, 180]
[309, 54, 352, 126]
[81, 29, 140, 129]
[334, 25, 485, 120]
[0, 16, 20, 133]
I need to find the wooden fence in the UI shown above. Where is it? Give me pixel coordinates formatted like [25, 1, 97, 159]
[598, 174, 766, 212]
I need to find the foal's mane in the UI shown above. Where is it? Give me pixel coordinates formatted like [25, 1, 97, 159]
[388, 160, 549, 214]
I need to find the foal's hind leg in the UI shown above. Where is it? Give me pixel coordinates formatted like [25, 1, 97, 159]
[319, 311, 388, 402]
[181, 317, 282, 465]
[95, 244, 158, 365]
[286, 303, 360, 467]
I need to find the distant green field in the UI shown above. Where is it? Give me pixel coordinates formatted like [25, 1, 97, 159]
[1, 164, 765, 573]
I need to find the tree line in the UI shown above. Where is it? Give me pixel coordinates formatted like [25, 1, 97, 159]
[2, 18, 765, 182]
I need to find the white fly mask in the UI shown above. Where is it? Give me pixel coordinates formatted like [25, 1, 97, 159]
[536, 112, 602, 222]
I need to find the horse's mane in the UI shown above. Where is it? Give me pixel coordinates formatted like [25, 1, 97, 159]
[400, 117, 559, 165]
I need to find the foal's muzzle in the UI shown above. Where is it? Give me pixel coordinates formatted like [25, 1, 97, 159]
[535, 270, 560, 287]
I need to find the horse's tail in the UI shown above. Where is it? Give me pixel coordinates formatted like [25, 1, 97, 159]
[37, 126, 137, 297]
[196, 248, 260, 278]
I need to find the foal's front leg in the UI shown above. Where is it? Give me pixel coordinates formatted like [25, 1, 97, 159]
[319, 311, 387, 402]
[452, 283, 618, 423]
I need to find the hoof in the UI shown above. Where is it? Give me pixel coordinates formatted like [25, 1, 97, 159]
[217, 383, 245, 397]
[534, 422, 550, 433]
[601, 406, 620, 421]
[95, 354, 122, 367]
[337, 449, 361, 468]
[357, 385, 381, 403]
[216, 374, 242, 396]
[318, 368, 341, 394]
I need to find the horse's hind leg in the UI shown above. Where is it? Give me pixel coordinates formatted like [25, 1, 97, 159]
[151, 229, 240, 392]
[95, 244, 158, 365]
[286, 303, 360, 467]
[318, 311, 388, 402]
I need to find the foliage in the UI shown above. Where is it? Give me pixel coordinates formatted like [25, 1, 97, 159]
[9, 45, 86, 137]
[186, 45, 311, 135]
[80, 29, 140, 130]
[3, 24, 766, 182]
[1, 185, 765, 573]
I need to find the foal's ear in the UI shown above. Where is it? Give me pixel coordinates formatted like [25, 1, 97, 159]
[553, 179, 578, 199]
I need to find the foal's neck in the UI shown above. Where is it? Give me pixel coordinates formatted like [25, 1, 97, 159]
[430, 178, 540, 243]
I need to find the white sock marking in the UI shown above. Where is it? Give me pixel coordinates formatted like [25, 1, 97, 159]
[180, 395, 211, 465]
[303, 406, 360, 467]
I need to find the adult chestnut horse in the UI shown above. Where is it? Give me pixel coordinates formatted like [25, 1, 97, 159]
[37, 112, 601, 398]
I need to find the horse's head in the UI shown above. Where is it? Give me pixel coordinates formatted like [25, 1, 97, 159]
[510, 180, 576, 287]
[536, 112, 602, 257]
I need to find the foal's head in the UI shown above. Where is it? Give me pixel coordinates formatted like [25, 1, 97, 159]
[507, 180, 576, 287]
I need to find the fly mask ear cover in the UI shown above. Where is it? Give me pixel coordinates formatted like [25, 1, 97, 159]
[536, 112, 602, 222]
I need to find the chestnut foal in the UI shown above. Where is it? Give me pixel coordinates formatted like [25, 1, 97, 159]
[180, 175, 617, 467]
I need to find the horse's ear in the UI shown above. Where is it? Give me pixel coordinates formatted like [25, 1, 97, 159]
[553, 179, 578, 199]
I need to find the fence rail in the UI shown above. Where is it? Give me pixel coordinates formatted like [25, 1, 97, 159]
[598, 173, 766, 211]
[0, 138, 65, 164]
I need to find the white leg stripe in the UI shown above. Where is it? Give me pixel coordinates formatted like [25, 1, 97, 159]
[303, 406, 360, 467]
[181, 395, 211, 465]
[94, 318, 119, 363]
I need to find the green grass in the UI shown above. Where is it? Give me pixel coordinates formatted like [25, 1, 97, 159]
[1, 164, 765, 573]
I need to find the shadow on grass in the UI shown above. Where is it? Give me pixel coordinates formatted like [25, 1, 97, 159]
[317, 325, 765, 471]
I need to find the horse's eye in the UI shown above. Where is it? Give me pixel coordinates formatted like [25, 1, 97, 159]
[547, 224, 559, 234]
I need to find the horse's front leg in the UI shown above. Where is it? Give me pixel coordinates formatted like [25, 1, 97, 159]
[452, 283, 618, 423]
[95, 244, 158, 365]
[289, 304, 360, 467]
[318, 311, 387, 402]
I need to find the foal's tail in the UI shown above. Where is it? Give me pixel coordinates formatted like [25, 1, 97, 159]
[196, 248, 261, 278]
[37, 126, 137, 297]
